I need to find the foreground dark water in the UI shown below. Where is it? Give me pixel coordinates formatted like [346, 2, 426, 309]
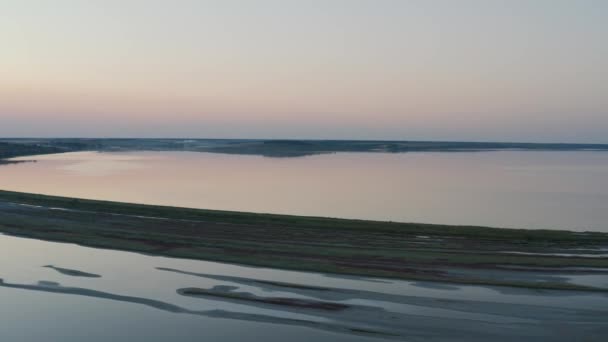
[3, 150, 608, 231]
[1, 234, 607, 341]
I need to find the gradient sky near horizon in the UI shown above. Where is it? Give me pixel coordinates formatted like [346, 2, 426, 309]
[1, 0, 607, 141]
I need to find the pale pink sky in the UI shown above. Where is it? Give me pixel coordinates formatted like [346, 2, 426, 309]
[1, 0, 607, 141]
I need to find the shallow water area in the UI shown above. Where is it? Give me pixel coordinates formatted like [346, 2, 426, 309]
[2, 150, 608, 340]
[1, 234, 608, 341]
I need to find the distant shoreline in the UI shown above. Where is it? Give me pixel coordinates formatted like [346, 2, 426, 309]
[2, 138, 608, 159]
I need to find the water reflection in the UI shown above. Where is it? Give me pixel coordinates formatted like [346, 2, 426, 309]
[1, 234, 608, 341]
[2, 150, 608, 231]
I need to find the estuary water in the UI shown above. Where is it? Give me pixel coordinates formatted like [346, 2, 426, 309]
[2, 151, 608, 341]
[3, 150, 608, 232]
[1, 233, 607, 341]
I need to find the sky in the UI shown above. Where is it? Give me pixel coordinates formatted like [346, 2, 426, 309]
[1, 0, 607, 142]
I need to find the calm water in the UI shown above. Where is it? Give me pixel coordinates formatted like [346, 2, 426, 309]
[1, 233, 607, 341]
[3, 150, 608, 232]
[2, 151, 608, 340]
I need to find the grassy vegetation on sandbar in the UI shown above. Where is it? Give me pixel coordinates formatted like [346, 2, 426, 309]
[1, 190, 607, 291]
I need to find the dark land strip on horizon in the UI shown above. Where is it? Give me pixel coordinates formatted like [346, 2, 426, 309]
[2, 138, 608, 158]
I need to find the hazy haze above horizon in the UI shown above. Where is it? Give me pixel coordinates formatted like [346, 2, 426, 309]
[1, 0, 607, 142]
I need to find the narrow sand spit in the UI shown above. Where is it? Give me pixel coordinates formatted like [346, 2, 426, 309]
[43, 265, 101, 278]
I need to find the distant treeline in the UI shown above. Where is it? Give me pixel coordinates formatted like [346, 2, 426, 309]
[196, 139, 608, 157]
[0, 142, 64, 160]
[2, 138, 608, 159]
